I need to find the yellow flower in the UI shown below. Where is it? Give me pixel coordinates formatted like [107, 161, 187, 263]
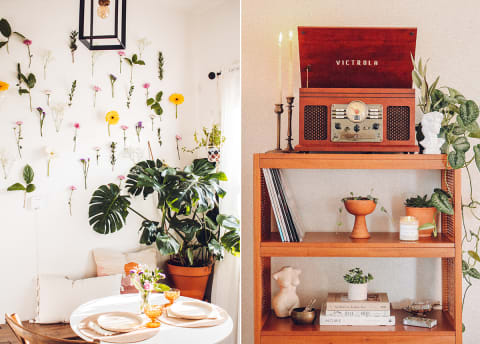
[169, 93, 184, 105]
[169, 93, 184, 119]
[105, 111, 120, 136]
[106, 111, 120, 125]
[0, 81, 9, 92]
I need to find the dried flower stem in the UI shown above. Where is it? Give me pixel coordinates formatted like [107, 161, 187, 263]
[13, 125, 23, 159]
[110, 142, 117, 171]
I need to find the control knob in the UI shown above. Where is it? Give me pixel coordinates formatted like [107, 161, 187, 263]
[372, 123, 380, 130]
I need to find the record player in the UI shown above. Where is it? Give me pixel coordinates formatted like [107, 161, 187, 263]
[295, 27, 419, 152]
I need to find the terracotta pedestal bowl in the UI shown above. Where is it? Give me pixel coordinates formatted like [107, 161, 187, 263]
[344, 199, 376, 239]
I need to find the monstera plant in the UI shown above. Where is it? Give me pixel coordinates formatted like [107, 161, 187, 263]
[88, 158, 240, 298]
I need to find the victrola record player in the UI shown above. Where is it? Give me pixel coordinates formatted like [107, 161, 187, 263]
[295, 27, 419, 152]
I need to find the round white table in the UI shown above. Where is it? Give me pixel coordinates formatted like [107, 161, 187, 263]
[70, 294, 233, 344]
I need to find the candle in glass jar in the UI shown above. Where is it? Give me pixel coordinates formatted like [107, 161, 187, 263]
[287, 30, 293, 97]
[399, 216, 419, 241]
[276, 32, 283, 104]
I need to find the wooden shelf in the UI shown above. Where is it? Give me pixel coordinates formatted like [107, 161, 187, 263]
[261, 232, 455, 257]
[260, 310, 455, 344]
[258, 153, 448, 170]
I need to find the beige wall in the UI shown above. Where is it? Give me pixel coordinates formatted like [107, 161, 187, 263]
[241, 0, 480, 343]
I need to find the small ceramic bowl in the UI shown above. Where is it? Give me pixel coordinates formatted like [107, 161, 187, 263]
[291, 307, 316, 325]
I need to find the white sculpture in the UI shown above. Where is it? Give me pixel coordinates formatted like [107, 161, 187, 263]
[272, 266, 301, 318]
[420, 111, 445, 154]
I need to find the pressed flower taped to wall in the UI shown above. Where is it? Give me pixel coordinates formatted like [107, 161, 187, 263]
[109, 74, 117, 98]
[45, 147, 57, 177]
[69, 30, 78, 64]
[7, 164, 35, 208]
[16, 63, 36, 112]
[169, 93, 184, 119]
[135, 121, 144, 143]
[73, 123, 80, 152]
[80, 158, 90, 190]
[22, 38, 32, 68]
[106, 110, 119, 136]
[0, 81, 9, 91]
[94, 147, 101, 166]
[93, 85, 101, 108]
[36, 107, 46, 137]
[117, 51, 125, 73]
[121, 125, 128, 150]
[42, 50, 54, 80]
[13, 121, 23, 158]
[68, 185, 76, 216]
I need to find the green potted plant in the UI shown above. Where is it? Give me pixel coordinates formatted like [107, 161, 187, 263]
[183, 124, 225, 163]
[404, 189, 454, 238]
[412, 56, 480, 331]
[344, 268, 373, 301]
[88, 158, 240, 300]
[341, 192, 379, 239]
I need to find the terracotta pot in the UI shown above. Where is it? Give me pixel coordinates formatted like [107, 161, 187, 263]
[344, 199, 377, 239]
[167, 262, 212, 300]
[405, 207, 437, 237]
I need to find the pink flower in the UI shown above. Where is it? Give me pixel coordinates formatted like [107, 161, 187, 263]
[176, 135, 182, 140]
[23, 39, 32, 46]
[93, 85, 101, 92]
[94, 146, 100, 151]
[74, 123, 80, 129]
[117, 51, 125, 56]
[118, 175, 125, 180]
[70, 185, 77, 191]
[121, 125, 128, 130]
[16, 121, 23, 125]
[143, 83, 150, 89]
[143, 281, 153, 291]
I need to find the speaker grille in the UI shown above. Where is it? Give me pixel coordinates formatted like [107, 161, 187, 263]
[387, 106, 410, 141]
[304, 105, 328, 140]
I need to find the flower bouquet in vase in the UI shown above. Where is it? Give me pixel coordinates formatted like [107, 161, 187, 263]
[128, 264, 170, 313]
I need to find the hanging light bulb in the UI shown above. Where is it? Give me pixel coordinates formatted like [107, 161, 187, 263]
[97, 0, 110, 19]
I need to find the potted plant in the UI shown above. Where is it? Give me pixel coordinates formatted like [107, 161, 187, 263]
[404, 189, 454, 238]
[342, 192, 378, 239]
[183, 124, 225, 163]
[88, 158, 240, 300]
[344, 268, 373, 301]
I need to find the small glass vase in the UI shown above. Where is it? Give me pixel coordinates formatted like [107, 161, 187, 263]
[140, 290, 151, 313]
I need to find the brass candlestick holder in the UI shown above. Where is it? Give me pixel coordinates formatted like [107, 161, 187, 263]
[272, 103, 284, 152]
[283, 96, 295, 152]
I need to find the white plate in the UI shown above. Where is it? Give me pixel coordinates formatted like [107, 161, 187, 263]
[97, 312, 144, 333]
[169, 301, 214, 320]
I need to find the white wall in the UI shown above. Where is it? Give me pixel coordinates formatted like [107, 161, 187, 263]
[0, 0, 236, 324]
[241, 0, 480, 343]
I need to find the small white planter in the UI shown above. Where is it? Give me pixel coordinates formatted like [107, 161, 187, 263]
[347, 282, 368, 301]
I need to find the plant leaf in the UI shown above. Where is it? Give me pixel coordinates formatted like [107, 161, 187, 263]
[474, 145, 480, 173]
[430, 191, 454, 215]
[26, 184, 35, 193]
[466, 267, 480, 279]
[217, 214, 240, 230]
[7, 183, 25, 191]
[186, 248, 194, 266]
[23, 164, 34, 184]
[452, 136, 470, 152]
[88, 183, 131, 234]
[468, 250, 480, 262]
[155, 233, 180, 255]
[146, 98, 154, 106]
[221, 228, 240, 256]
[448, 150, 465, 169]
[459, 100, 479, 126]
[136, 60, 145, 66]
[139, 220, 159, 245]
[155, 91, 163, 102]
[208, 238, 224, 259]
[418, 223, 435, 230]
[0, 18, 11, 37]
[0, 41, 7, 49]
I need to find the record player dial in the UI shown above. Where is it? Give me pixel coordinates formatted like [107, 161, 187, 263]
[346, 100, 368, 123]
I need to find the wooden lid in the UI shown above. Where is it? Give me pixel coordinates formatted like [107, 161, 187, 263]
[298, 27, 417, 88]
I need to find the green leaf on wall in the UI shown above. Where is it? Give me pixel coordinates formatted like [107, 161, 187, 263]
[7, 183, 25, 191]
[474, 145, 480, 173]
[23, 164, 34, 184]
[0, 18, 11, 38]
[26, 184, 35, 193]
[468, 250, 480, 262]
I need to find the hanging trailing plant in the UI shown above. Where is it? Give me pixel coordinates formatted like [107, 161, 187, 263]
[16, 63, 36, 112]
[412, 56, 480, 332]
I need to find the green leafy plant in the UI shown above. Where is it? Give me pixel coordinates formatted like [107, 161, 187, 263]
[183, 124, 226, 154]
[7, 165, 35, 208]
[341, 191, 378, 204]
[16, 63, 36, 112]
[344, 268, 373, 284]
[68, 80, 77, 107]
[69, 30, 78, 63]
[412, 56, 480, 332]
[88, 158, 240, 267]
[147, 91, 163, 116]
[124, 53, 145, 83]
[158, 51, 164, 80]
[0, 18, 12, 53]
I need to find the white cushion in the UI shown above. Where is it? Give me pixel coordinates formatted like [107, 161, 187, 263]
[93, 247, 158, 276]
[35, 274, 122, 324]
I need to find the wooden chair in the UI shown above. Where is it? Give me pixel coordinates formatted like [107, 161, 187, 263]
[5, 314, 100, 344]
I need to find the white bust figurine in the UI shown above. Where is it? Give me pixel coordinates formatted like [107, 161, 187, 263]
[272, 266, 301, 318]
[420, 111, 445, 154]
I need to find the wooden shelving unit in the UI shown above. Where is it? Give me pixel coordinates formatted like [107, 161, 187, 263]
[253, 153, 462, 344]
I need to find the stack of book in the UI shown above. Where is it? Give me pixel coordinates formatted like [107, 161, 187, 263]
[262, 168, 304, 242]
[320, 292, 395, 326]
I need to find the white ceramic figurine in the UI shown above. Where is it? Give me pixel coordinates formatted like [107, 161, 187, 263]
[420, 111, 445, 154]
[272, 266, 301, 318]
